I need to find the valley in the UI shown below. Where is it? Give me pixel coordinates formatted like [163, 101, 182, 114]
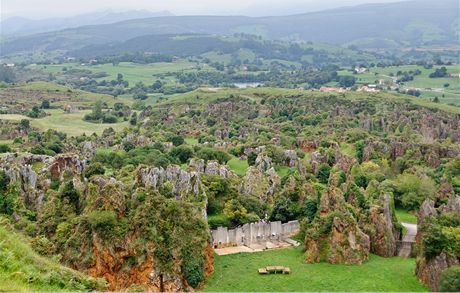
[0, 0, 459, 292]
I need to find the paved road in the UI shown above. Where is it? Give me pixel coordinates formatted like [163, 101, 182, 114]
[398, 222, 417, 257]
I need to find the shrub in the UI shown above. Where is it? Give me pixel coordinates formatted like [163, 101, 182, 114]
[84, 162, 106, 178]
[270, 197, 295, 223]
[0, 144, 11, 153]
[439, 266, 460, 292]
[196, 147, 231, 164]
[88, 210, 117, 236]
[181, 250, 205, 288]
[102, 114, 118, 123]
[316, 164, 331, 184]
[170, 145, 194, 164]
[208, 214, 231, 229]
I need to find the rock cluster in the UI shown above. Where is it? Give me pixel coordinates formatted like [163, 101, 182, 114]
[415, 196, 460, 291]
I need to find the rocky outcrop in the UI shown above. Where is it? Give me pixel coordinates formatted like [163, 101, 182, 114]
[137, 165, 202, 198]
[255, 154, 272, 173]
[283, 150, 299, 167]
[80, 141, 97, 159]
[305, 187, 370, 265]
[239, 166, 279, 202]
[49, 154, 85, 179]
[415, 197, 460, 291]
[309, 151, 327, 173]
[328, 215, 370, 265]
[189, 159, 234, 179]
[362, 195, 398, 257]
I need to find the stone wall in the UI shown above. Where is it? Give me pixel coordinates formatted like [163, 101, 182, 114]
[211, 220, 300, 248]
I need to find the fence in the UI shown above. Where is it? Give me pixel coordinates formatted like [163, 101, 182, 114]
[211, 220, 300, 248]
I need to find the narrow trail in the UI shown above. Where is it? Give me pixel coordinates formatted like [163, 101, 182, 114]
[398, 222, 417, 258]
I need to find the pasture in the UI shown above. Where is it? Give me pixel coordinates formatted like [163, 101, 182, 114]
[204, 247, 427, 292]
[0, 110, 128, 136]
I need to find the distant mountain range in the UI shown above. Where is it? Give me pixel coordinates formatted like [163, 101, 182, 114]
[0, 0, 458, 57]
[0, 10, 173, 36]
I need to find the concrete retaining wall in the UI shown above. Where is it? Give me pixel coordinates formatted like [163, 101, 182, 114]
[211, 220, 300, 248]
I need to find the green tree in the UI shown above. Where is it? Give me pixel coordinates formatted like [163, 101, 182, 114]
[316, 164, 331, 184]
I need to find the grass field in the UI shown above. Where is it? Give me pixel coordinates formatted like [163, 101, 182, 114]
[227, 157, 249, 176]
[0, 109, 128, 136]
[204, 247, 427, 292]
[335, 65, 460, 106]
[0, 218, 104, 292]
[395, 208, 418, 224]
[37, 61, 213, 85]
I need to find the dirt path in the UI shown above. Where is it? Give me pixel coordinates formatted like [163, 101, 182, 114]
[398, 223, 417, 257]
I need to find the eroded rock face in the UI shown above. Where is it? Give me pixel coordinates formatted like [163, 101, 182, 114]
[137, 165, 202, 198]
[319, 187, 346, 216]
[309, 151, 327, 173]
[189, 159, 234, 179]
[49, 154, 85, 179]
[416, 253, 460, 292]
[362, 195, 398, 257]
[80, 141, 97, 159]
[255, 154, 272, 173]
[415, 197, 460, 291]
[328, 215, 370, 265]
[239, 166, 279, 202]
[283, 150, 299, 167]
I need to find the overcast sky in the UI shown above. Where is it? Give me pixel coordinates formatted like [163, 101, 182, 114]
[2, 0, 409, 19]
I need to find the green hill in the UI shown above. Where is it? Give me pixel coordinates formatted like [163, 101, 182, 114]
[0, 218, 106, 292]
[1, 0, 458, 56]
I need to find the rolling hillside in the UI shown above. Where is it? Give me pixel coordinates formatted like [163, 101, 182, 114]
[1, 0, 457, 56]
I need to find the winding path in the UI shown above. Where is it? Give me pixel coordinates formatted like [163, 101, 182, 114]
[398, 222, 417, 257]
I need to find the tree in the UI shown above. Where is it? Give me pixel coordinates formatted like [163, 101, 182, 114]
[316, 164, 331, 184]
[19, 119, 30, 131]
[41, 100, 51, 109]
[270, 197, 295, 223]
[129, 112, 138, 126]
[338, 75, 356, 87]
[84, 162, 105, 178]
[224, 199, 247, 225]
[247, 152, 258, 166]
[169, 145, 194, 164]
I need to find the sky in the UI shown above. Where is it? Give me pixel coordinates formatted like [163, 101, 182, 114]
[1, 0, 409, 19]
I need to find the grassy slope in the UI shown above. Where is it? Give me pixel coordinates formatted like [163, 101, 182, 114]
[204, 247, 427, 292]
[0, 82, 130, 136]
[395, 208, 418, 224]
[37, 61, 212, 85]
[0, 110, 129, 137]
[0, 219, 105, 292]
[159, 87, 459, 114]
[337, 65, 460, 105]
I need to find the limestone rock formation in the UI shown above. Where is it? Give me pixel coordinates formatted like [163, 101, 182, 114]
[328, 214, 370, 265]
[415, 197, 460, 291]
[362, 194, 399, 257]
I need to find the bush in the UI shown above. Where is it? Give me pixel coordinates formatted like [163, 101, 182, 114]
[270, 197, 295, 223]
[102, 114, 118, 124]
[0, 144, 11, 153]
[439, 266, 460, 292]
[196, 147, 231, 164]
[170, 145, 194, 164]
[181, 250, 205, 288]
[316, 164, 331, 184]
[88, 210, 118, 236]
[207, 214, 231, 229]
[84, 162, 106, 178]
